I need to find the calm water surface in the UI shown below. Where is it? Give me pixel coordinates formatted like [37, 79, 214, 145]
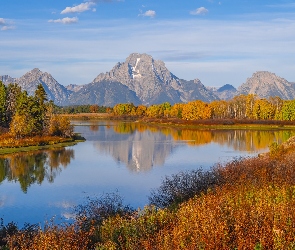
[1, 120, 294, 226]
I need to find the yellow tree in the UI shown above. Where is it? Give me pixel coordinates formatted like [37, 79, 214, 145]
[269, 96, 284, 120]
[253, 99, 275, 120]
[134, 105, 147, 116]
[182, 100, 212, 120]
[170, 103, 184, 118]
[245, 94, 257, 119]
[229, 95, 247, 119]
[47, 115, 73, 137]
[209, 100, 229, 119]
[9, 114, 32, 138]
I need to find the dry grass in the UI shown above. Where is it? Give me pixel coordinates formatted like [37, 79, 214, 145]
[0, 134, 74, 149]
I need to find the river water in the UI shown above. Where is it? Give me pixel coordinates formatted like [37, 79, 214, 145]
[0, 120, 294, 226]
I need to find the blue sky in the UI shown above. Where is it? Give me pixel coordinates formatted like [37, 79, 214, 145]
[1, 0, 295, 87]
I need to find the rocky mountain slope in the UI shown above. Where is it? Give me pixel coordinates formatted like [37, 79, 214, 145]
[237, 71, 295, 100]
[1, 69, 70, 105]
[67, 80, 141, 106]
[91, 53, 218, 105]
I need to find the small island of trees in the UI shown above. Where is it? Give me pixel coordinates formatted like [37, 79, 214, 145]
[0, 81, 74, 151]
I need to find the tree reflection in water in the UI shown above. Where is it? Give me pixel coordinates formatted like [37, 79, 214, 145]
[0, 148, 74, 193]
[91, 121, 295, 172]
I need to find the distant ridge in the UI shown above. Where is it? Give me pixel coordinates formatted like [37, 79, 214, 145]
[208, 84, 237, 100]
[0, 75, 16, 85]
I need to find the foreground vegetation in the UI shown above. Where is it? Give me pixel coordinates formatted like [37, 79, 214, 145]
[1, 136, 295, 249]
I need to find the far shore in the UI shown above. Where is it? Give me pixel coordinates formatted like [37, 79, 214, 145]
[65, 113, 295, 129]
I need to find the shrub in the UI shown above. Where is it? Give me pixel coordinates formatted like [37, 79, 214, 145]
[149, 169, 221, 208]
[74, 192, 134, 230]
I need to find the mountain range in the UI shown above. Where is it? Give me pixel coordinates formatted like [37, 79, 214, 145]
[1, 53, 295, 106]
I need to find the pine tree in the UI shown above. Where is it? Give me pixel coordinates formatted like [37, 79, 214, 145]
[0, 81, 7, 127]
[34, 84, 48, 133]
[6, 83, 22, 126]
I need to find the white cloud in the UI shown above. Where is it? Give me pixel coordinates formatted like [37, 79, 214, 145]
[140, 10, 156, 18]
[1, 26, 15, 31]
[0, 18, 6, 25]
[190, 7, 209, 15]
[48, 17, 79, 24]
[0, 18, 15, 31]
[61, 2, 95, 14]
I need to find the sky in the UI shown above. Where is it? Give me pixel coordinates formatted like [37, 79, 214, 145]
[1, 0, 295, 88]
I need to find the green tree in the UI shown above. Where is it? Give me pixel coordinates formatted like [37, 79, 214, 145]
[34, 84, 48, 133]
[280, 100, 295, 121]
[0, 81, 7, 127]
[6, 83, 22, 125]
[269, 96, 284, 120]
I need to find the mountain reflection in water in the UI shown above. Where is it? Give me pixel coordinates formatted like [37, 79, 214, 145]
[0, 148, 74, 193]
[76, 121, 295, 172]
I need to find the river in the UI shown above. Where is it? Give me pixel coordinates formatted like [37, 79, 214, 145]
[0, 120, 294, 226]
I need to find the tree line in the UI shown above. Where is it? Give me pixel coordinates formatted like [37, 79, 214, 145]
[55, 104, 109, 114]
[112, 94, 295, 121]
[0, 81, 72, 138]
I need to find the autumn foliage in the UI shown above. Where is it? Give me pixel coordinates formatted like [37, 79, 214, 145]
[111, 94, 295, 122]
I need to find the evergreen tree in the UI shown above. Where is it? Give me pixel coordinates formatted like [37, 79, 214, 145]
[0, 81, 7, 127]
[6, 83, 22, 125]
[34, 84, 48, 133]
